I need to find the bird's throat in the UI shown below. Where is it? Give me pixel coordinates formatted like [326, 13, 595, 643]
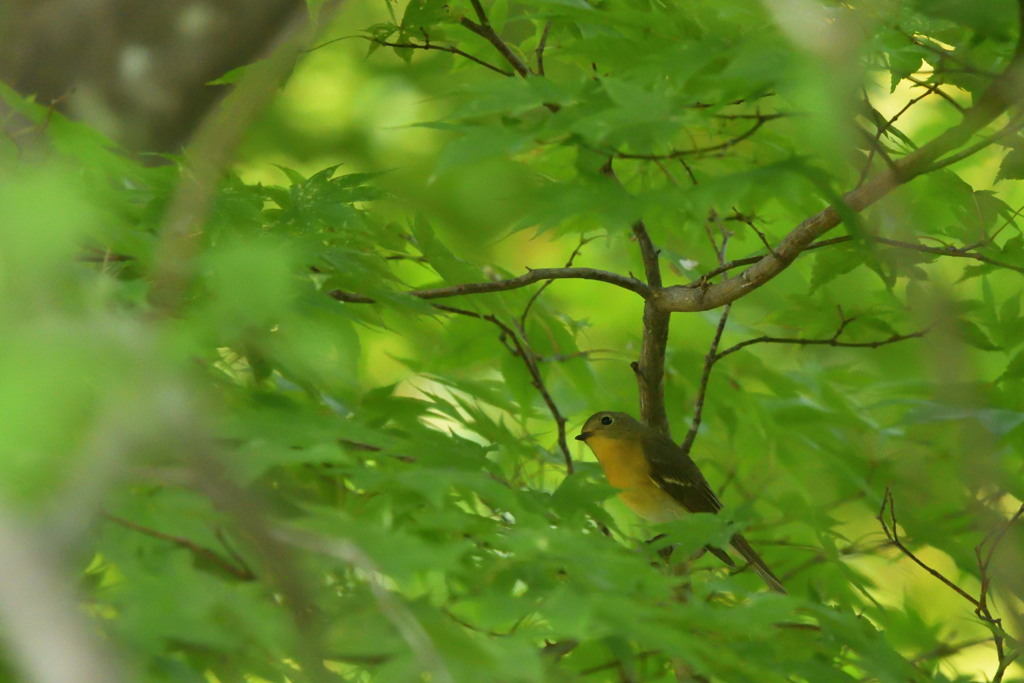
[585, 435, 652, 489]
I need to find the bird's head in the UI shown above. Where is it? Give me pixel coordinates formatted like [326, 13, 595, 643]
[575, 411, 644, 442]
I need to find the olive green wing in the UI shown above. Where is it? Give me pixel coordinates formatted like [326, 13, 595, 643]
[643, 432, 787, 592]
[642, 433, 723, 514]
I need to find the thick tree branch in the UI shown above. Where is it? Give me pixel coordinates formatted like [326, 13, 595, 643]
[633, 303, 671, 435]
[655, 8, 1024, 313]
[149, 8, 326, 313]
[692, 236, 844, 282]
[275, 528, 454, 683]
[631, 219, 662, 289]
[329, 266, 651, 303]
[186, 440, 334, 682]
[605, 149, 671, 431]
[628, 217, 671, 434]
[0, 513, 131, 682]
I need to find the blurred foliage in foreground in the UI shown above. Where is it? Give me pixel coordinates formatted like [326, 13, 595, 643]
[1, 0, 1024, 680]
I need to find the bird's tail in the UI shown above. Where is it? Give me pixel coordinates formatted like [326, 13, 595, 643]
[729, 533, 787, 594]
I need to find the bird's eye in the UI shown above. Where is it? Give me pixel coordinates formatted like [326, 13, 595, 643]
[600, 415, 613, 425]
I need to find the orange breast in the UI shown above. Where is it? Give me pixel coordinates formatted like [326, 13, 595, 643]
[585, 435, 686, 523]
[586, 435, 651, 487]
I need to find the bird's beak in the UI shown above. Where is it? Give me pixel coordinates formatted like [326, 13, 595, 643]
[575, 432, 591, 442]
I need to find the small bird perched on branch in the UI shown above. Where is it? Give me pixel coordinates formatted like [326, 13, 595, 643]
[576, 411, 786, 593]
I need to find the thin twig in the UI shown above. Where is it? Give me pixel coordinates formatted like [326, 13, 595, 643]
[459, 8, 531, 77]
[713, 112, 789, 120]
[3, 90, 71, 157]
[990, 202, 1024, 243]
[730, 210, 775, 254]
[615, 116, 781, 160]
[905, 76, 966, 113]
[434, 304, 574, 473]
[780, 538, 894, 581]
[690, 237, 843, 283]
[878, 487, 1024, 682]
[703, 212, 722, 260]
[877, 488, 979, 605]
[675, 219, 729, 456]
[857, 126, 901, 175]
[910, 637, 994, 665]
[364, 36, 513, 76]
[979, 503, 1024, 572]
[535, 21, 551, 76]
[535, 349, 613, 363]
[468, 0, 489, 25]
[905, 33, 999, 79]
[104, 513, 256, 580]
[652, 157, 679, 186]
[715, 328, 926, 362]
[870, 235, 1024, 273]
[687, 231, 1024, 287]
[330, 266, 651, 303]
[679, 304, 730, 457]
[214, 528, 255, 578]
[578, 650, 660, 676]
[925, 110, 1024, 173]
[864, 82, 931, 151]
[80, 247, 134, 263]
[519, 236, 592, 329]
[855, 105, 902, 187]
[678, 158, 699, 185]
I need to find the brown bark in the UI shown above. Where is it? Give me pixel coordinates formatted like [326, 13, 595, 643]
[0, 0, 304, 153]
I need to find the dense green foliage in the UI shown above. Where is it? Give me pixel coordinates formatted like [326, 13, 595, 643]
[2, 0, 1024, 680]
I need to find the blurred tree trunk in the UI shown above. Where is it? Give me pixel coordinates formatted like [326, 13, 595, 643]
[0, 0, 304, 154]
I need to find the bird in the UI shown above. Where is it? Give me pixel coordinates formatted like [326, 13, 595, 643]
[575, 410, 786, 593]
